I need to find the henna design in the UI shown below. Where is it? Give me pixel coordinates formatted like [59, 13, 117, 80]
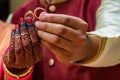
[4, 17, 42, 69]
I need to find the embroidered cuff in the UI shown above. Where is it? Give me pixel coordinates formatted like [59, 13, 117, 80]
[80, 34, 107, 64]
[71, 33, 107, 65]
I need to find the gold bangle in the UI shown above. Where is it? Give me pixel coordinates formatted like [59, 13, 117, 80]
[3, 63, 33, 79]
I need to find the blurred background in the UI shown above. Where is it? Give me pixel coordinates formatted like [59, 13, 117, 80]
[0, 0, 26, 21]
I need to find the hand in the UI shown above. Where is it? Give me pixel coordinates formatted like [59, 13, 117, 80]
[4, 18, 41, 69]
[35, 13, 100, 63]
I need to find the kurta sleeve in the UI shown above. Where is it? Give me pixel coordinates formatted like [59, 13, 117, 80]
[81, 0, 120, 67]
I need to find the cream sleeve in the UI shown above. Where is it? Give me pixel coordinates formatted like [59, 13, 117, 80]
[81, 0, 120, 67]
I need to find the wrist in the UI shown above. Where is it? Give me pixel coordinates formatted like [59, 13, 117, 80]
[3, 62, 33, 79]
[73, 34, 101, 64]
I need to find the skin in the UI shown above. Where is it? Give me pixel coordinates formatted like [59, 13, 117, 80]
[35, 13, 101, 63]
[3, 20, 41, 69]
[1, 12, 100, 69]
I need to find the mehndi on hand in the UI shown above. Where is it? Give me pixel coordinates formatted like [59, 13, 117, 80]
[4, 17, 41, 69]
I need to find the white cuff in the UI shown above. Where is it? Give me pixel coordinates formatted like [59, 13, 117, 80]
[81, 31, 120, 67]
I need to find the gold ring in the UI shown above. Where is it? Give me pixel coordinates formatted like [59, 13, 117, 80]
[34, 7, 46, 20]
[24, 10, 35, 20]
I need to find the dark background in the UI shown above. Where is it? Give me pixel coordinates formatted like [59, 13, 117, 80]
[0, 0, 9, 21]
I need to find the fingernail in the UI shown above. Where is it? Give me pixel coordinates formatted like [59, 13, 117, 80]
[35, 21, 40, 28]
[39, 12, 47, 20]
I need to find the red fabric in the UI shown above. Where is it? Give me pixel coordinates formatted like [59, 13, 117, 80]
[3, 47, 33, 80]
[3, 65, 33, 80]
[11, 0, 120, 80]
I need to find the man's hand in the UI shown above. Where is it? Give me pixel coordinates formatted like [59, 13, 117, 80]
[35, 13, 100, 63]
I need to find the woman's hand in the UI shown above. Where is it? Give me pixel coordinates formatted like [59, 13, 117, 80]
[4, 18, 42, 69]
[35, 13, 100, 63]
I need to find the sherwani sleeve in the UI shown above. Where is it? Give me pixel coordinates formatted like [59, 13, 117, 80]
[81, 0, 120, 67]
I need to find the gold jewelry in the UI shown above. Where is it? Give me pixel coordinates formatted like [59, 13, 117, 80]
[3, 63, 33, 79]
[24, 7, 46, 20]
[34, 7, 46, 20]
[24, 10, 35, 20]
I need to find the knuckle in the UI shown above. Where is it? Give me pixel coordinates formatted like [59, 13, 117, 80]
[84, 22, 88, 27]
[56, 25, 66, 35]
[82, 22, 88, 31]
[81, 35, 87, 41]
[76, 35, 87, 45]
[49, 15, 55, 20]
[51, 36, 61, 44]
[42, 23, 48, 30]
[76, 30, 82, 36]
[78, 35, 86, 42]
[62, 17, 70, 24]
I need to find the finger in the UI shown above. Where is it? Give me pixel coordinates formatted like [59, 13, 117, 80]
[32, 42, 41, 63]
[4, 53, 12, 68]
[39, 13, 88, 33]
[26, 19, 41, 63]
[8, 30, 15, 64]
[14, 25, 24, 66]
[35, 21, 85, 43]
[37, 30, 76, 53]
[26, 17, 40, 43]
[41, 40, 72, 62]
[20, 22, 33, 66]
